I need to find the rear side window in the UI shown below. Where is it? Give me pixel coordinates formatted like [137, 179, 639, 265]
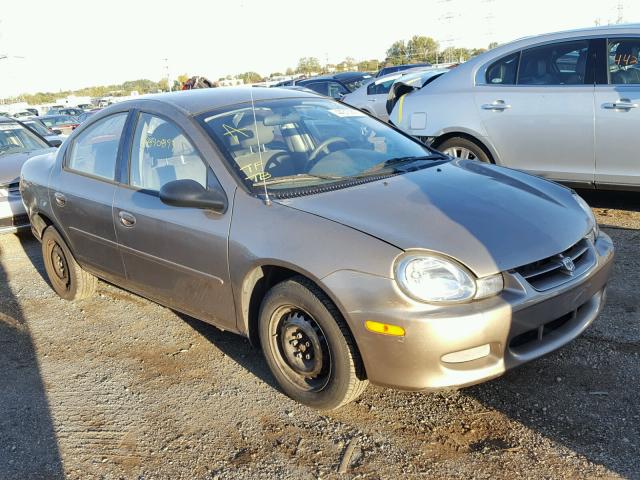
[518, 40, 589, 85]
[607, 38, 640, 84]
[129, 113, 207, 191]
[67, 113, 127, 180]
[485, 52, 520, 85]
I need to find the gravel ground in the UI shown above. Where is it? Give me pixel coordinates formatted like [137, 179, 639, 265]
[0, 189, 638, 480]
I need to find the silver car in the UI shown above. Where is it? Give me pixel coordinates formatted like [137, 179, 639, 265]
[392, 24, 640, 189]
[20, 89, 614, 410]
[342, 68, 447, 122]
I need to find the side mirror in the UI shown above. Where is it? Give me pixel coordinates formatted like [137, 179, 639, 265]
[52, 129, 63, 135]
[48, 139, 63, 148]
[159, 179, 227, 212]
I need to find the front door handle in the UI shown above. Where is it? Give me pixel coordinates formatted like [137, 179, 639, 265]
[54, 192, 66, 207]
[118, 211, 136, 228]
[603, 99, 639, 110]
[481, 100, 511, 111]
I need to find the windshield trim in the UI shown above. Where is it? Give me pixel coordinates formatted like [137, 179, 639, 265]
[194, 98, 442, 197]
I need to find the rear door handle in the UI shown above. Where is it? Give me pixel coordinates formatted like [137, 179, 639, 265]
[603, 99, 639, 110]
[118, 211, 136, 227]
[54, 192, 66, 207]
[481, 100, 511, 111]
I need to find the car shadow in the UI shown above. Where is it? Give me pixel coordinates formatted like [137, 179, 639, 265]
[575, 188, 640, 213]
[0, 233, 64, 479]
[177, 313, 282, 392]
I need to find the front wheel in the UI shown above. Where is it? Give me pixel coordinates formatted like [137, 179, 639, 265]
[437, 136, 492, 163]
[42, 226, 97, 301]
[259, 276, 368, 410]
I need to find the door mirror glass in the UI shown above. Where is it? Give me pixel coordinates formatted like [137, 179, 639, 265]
[159, 179, 227, 212]
[48, 139, 62, 147]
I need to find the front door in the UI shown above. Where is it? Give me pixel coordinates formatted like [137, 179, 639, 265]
[113, 112, 235, 328]
[474, 40, 595, 184]
[594, 37, 640, 187]
[50, 112, 129, 280]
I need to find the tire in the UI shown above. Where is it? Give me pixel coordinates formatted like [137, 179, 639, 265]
[42, 226, 97, 301]
[437, 136, 492, 163]
[259, 276, 368, 410]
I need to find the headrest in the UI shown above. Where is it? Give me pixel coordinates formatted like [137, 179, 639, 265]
[236, 115, 274, 148]
[615, 43, 638, 66]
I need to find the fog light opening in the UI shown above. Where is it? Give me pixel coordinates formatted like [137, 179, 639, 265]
[441, 344, 491, 363]
[365, 320, 405, 337]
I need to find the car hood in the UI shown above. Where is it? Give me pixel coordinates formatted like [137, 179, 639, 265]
[278, 160, 590, 277]
[0, 148, 55, 185]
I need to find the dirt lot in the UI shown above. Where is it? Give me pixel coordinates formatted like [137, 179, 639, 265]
[0, 189, 638, 480]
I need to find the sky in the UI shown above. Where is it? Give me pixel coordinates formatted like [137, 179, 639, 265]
[0, 0, 638, 98]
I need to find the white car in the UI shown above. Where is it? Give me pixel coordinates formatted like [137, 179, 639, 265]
[343, 68, 448, 122]
[0, 117, 55, 233]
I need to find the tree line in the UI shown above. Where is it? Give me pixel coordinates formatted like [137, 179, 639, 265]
[2, 36, 496, 104]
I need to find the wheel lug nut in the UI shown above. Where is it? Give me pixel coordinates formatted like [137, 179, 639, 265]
[296, 333, 303, 339]
[295, 352, 302, 358]
[291, 340, 299, 346]
[305, 342, 310, 347]
[305, 354, 311, 360]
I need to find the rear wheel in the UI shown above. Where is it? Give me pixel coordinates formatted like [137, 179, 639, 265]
[259, 276, 368, 410]
[438, 136, 492, 163]
[42, 226, 97, 301]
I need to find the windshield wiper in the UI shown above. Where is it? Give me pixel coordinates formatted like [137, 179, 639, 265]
[359, 153, 448, 175]
[252, 173, 344, 187]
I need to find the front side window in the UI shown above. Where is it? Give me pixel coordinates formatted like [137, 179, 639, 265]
[129, 113, 207, 191]
[199, 98, 436, 195]
[67, 113, 127, 180]
[518, 40, 589, 85]
[0, 122, 49, 156]
[608, 38, 640, 84]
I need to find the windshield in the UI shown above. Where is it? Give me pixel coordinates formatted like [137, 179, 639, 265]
[199, 97, 438, 194]
[343, 75, 372, 91]
[0, 122, 49, 155]
[23, 120, 50, 136]
[41, 115, 77, 127]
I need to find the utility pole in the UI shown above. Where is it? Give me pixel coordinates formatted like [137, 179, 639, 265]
[163, 57, 172, 92]
[616, 0, 624, 24]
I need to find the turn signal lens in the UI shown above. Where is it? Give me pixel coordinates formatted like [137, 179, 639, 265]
[365, 320, 405, 337]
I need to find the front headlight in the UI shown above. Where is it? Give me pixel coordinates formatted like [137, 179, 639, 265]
[395, 253, 503, 304]
[573, 193, 599, 241]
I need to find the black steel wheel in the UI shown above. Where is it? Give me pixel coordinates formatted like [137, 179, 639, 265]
[42, 226, 97, 301]
[259, 276, 368, 410]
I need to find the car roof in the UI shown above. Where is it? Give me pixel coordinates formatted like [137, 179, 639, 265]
[105, 87, 322, 115]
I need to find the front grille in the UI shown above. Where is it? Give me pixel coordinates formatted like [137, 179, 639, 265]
[0, 214, 29, 229]
[509, 302, 590, 353]
[514, 238, 595, 291]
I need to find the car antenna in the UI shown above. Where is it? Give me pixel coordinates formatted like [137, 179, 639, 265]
[250, 87, 271, 206]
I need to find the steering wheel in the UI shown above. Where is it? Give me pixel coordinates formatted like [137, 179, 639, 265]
[263, 151, 290, 176]
[308, 137, 349, 163]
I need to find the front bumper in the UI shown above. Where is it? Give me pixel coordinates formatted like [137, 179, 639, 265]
[322, 232, 614, 391]
[0, 193, 29, 234]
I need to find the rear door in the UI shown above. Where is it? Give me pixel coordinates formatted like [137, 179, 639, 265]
[50, 112, 129, 280]
[594, 36, 640, 187]
[474, 39, 596, 184]
[113, 110, 236, 328]
[365, 77, 397, 120]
